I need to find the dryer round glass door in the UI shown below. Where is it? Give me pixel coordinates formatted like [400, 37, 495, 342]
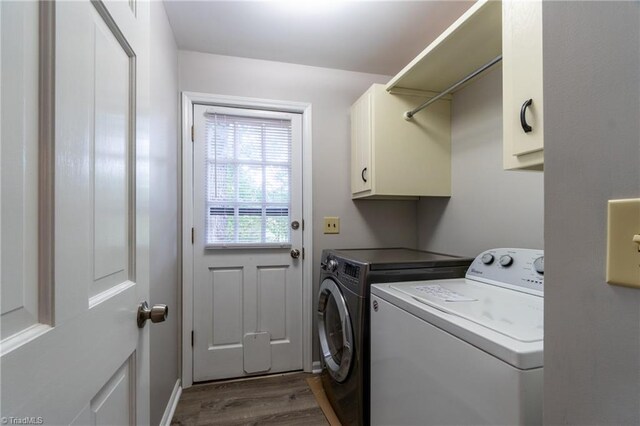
[317, 278, 354, 383]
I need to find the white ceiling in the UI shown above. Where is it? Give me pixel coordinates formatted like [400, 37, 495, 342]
[163, 1, 474, 76]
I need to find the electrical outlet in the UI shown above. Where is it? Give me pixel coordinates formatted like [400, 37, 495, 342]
[606, 199, 640, 287]
[324, 217, 340, 234]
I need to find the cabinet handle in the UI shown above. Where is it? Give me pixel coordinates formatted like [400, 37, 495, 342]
[520, 99, 533, 133]
[361, 167, 367, 183]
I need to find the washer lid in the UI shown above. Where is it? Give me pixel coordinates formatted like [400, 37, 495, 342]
[391, 281, 543, 343]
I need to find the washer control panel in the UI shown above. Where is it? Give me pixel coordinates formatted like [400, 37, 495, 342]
[466, 248, 544, 296]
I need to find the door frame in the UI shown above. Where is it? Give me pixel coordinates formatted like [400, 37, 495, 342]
[180, 91, 313, 388]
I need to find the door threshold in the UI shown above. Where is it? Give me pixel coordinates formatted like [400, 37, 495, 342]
[192, 370, 307, 387]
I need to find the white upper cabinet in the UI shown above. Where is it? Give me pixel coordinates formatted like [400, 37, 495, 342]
[351, 84, 451, 199]
[351, 89, 373, 195]
[502, 0, 544, 170]
[351, 0, 545, 189]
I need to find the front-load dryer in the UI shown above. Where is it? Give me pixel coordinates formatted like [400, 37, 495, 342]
[317, 248, 473, 425]
[370, 248, 544, 425]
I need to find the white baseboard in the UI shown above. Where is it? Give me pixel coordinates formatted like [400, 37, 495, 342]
[312, 360, 322, 374]
[160, 379, 182, 426]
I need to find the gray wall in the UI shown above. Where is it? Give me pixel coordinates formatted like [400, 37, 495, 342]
[418, 66, 544, 258]
[543, 2, 640, 424]
[149, 2, 180, 424]
[178, 51, 419, 362]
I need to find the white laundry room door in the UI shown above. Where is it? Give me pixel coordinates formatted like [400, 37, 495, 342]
[192, 104, 304, 381]
[1, 1, 154, 424]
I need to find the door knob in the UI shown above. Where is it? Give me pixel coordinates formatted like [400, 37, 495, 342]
[290, 249, 301, 259]
[137, 301, 168, 328]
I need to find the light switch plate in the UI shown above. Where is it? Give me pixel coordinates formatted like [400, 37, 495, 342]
[323, 217, 340, 234]
[606, 199, 640, 287]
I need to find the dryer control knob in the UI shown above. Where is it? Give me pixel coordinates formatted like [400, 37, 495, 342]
[327, 259, 339, 272]
[481, 253, 494, 265]
[499, 255, 514, 267]
[533, 256, 544, 275]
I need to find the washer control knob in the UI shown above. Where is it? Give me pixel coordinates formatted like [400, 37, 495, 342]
[327, 259, 339, 272]
[499, 255, 514, 267]
[534, 256, 544, 275]
[481, 253, 495, 265]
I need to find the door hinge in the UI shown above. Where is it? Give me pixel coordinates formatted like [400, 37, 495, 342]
[191, 330, 194, 347]
[191, 227, 194, 244]
[191, 125, 194, 142]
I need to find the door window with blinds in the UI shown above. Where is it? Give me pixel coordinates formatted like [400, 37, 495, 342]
[204, 110, 293, 248]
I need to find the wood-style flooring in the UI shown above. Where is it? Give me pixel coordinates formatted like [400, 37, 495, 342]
[171, 373, 330, 425]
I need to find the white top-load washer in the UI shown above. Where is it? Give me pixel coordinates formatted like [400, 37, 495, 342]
[370, 248, 544, 426]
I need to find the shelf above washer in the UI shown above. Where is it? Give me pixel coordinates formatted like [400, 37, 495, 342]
[386, 0, 502, 94]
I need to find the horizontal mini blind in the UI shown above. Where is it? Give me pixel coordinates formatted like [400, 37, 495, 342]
[205, 112, 292, 247]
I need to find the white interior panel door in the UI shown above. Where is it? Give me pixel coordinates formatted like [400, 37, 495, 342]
[192, 104, 303, 381]
[0, 0, 40, 341]
[1, 1, 151, 424]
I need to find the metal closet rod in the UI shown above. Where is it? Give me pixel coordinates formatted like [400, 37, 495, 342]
[403, 55, 503, 121]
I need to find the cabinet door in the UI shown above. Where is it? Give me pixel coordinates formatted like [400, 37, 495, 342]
[503, 0, 544, 169]
[351, 91, 372, 195]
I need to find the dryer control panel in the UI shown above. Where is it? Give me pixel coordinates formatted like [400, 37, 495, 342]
[321, 251, 365, 295]
[466, 248, 544, 296]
